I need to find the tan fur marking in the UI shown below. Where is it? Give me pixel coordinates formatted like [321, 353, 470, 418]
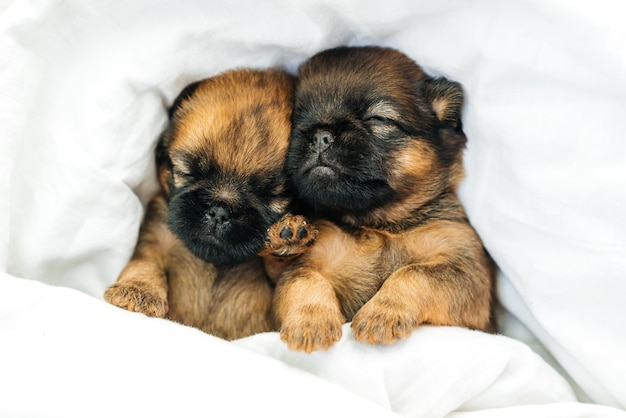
[268, 197, 290, 214]
[389, 140, 437, 189]
[431, 97, 451, 122]
[366, 101, 401, 120]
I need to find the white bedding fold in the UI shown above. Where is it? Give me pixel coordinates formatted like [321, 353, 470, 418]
[0, 274, 399, 418]
[0, 273, 596, 418]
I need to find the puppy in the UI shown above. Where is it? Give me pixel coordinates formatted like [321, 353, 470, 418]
[273, 46, 496, 352]
[105, 68, 315, 340]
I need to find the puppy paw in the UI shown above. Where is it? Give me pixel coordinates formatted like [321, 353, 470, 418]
[280, 306, 343, 353]
[104, 281, 168, 318]
[262, 214, 318, 258]
[351, 298, 419, 345]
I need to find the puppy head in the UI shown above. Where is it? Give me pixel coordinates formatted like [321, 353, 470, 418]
[287, 46, 467, 227]
[157, 69, 295, 264]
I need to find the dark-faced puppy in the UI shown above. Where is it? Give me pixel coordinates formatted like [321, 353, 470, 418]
[274, 46, 496, 352]
[105, 68, 315, 340]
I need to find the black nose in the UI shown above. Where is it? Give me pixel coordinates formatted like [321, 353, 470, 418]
[313, 130, 334, 152]
[206, 205, 230, 226]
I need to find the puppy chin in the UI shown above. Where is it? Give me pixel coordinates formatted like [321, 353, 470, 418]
[292, 165, 394, 215]
[166, 194, 269, 265]
[180, 234, 263, 265]
[168, 215, 266, 264]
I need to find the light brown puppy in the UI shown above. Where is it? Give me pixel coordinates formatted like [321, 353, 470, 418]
[105, 69, 315, 340]
[274, 46, 496, 352]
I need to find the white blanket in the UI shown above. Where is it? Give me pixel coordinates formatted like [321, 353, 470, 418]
[1, 0, 625, 417]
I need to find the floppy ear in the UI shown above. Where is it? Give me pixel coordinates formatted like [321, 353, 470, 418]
[155, 128, 174, 197]
[418, 77, 467, 165]
[420, 77, 464, 129]
[156, 81, 202, 198]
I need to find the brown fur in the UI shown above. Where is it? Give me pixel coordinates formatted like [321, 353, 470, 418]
[105, 69, 316, 340]
[274, 47, 496, 352]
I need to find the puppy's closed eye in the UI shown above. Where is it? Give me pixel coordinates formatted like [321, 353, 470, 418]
[173, 168, 195, 181]
[169, 153, 196, 186]
[363, 103, 406, 136]
[364, 102, 400, 123]
[171, 161, 198, 188]
[363, 115, 395, 124]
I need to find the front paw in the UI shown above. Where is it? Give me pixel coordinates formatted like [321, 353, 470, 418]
[262, 214, 318, 258]
[280, 306, 343, 353]
[351, 298, 419, 345]
[104, 281, 168, 318]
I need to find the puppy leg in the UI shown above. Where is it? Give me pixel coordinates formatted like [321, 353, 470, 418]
[104, 194, 172, 318]
[260, 214, 317, 282]
[351, 258, 492, 345]
[273, 270, 344, 353]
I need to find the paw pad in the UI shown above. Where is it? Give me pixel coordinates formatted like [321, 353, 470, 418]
[280, 226, 294, 240]
[262, 214, 317, 258]
[297, 225, 308, 239]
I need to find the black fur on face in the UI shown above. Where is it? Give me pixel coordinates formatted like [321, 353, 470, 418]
[166, 153, 288, 265]
[286, 46, 466, 218]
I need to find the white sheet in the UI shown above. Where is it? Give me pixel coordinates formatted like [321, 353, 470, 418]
[2, 0, 625, 417]
[2, 272, 619, 418]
